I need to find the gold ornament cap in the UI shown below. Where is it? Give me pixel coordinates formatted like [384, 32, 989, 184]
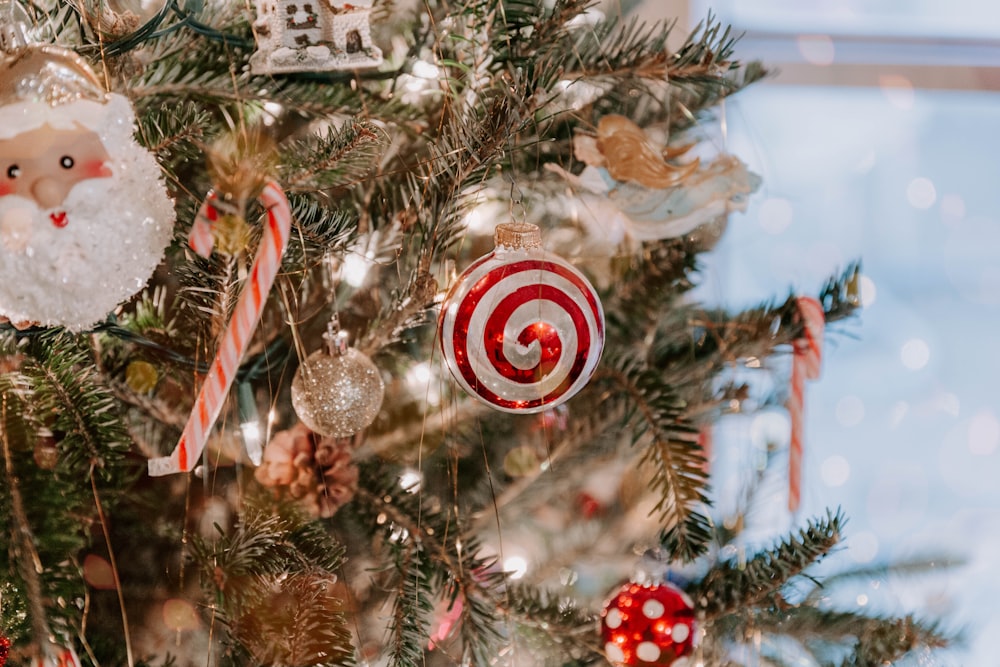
[494, 222, 541, 250]
[1, 43, 108, 107]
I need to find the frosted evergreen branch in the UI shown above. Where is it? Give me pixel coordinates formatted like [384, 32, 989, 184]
[357, 270, 439, 357]
[697, 509, 844, 619]
[355, 94, 522, 354]
[802, 555, 962, 605]
[282, 194, 359, 266]
[738, 606, 951, 666]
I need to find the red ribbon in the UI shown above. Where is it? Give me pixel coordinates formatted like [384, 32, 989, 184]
[787, 297, 825, 512]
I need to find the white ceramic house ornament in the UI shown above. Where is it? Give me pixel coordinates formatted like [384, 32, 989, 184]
[250, 0, 383, 74]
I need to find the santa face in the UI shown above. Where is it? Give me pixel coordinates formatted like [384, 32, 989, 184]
[0, 125, 113, 208]
[0, 95, 175, 331]
[0, 125, 113, 244]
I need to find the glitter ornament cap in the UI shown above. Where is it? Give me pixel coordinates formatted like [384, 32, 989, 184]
[291, 326, 385, 438]
[0, 2, 108, 108]
[0, 43, 109, 107]
[494, 221, 541, 250]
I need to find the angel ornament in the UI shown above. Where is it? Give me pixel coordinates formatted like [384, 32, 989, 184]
[547, 114, 760, 249]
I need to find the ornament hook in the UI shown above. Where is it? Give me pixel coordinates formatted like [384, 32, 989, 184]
[323, 314, 349, 357]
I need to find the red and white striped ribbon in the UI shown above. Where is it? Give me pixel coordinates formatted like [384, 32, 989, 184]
[33, 645, 81, 667]
[787, 296, 825, 512]
[188, 190, 220, 258]
[148, 181, 292, 476]
[698, 424, 712, 474]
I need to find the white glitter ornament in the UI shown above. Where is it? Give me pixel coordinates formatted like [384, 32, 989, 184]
[291, 324, 384, 438]
[0, 34, 175, 331]
[249, 0, 383, 74]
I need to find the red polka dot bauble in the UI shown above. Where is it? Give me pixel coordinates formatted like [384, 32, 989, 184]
[439, 222, 604, 414]
[0, 634, 9, 667]
[600, 582, 696, 667]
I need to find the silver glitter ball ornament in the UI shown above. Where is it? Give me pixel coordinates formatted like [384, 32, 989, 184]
[291, 346, 384, 438]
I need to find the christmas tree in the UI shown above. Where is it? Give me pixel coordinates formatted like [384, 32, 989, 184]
[0, 1, 950, 666]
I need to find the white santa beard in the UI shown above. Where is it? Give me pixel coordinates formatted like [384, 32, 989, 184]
[0, 136, 175, 331]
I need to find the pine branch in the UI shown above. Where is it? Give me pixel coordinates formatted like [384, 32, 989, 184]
[605, 237, 700, 348]
[134, 100, 214, 169]
[742, 605, 951, 667]
[280, 120, 389, 192]
[21, 334, 131, 481]
[0, 348, 123, 657]
[386, 544, 435, 667]
[283, 193, 359, 265]
[190, 503, 353, 666]
[802, 555, 963, 606]
[456, 574, 507, 667]
[648, 264, 862, 397]
[841, 614, 951, 666]
[506, 584, 605, 662]
[0, 387, 55, 651]
[352, 464, 508, 664]
[597, 357, 712, 562]
[697, 509, 844, 619]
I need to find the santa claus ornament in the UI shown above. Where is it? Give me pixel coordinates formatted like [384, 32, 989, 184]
[600, 582, 696, 667]
[0, 29, 174, 330]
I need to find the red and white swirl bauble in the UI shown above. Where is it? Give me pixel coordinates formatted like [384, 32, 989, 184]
[439, 222, 604, 413]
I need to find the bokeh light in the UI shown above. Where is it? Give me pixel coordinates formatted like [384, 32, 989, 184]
[907, 177, 937, 209]
[848, 532, 879, 563]
[504, 555, 529, 580]
[940, 193, 966, 225]
[900, 339, 930, 370]
[866, 462, 929, 536]
[858, 274, 877, 307]
[821, 455, 851, 487]
[796, 34, 835, 65]
[83, 554, 116, 590]
[758, 197, 794, 234]
[968, 410, 999, 456]
[879, 74, 915, 110]
[888, 400, 909, 429]
[836, 395, 865, 426]
[163, 598, 200, 632]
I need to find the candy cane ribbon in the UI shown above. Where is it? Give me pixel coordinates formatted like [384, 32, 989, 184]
[33, 646, 81, 667]
[188, 190, 220, 258]
[787, 296, 825, 512]
[698, 425, 712, 474]
[148, 181, 291, 476]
